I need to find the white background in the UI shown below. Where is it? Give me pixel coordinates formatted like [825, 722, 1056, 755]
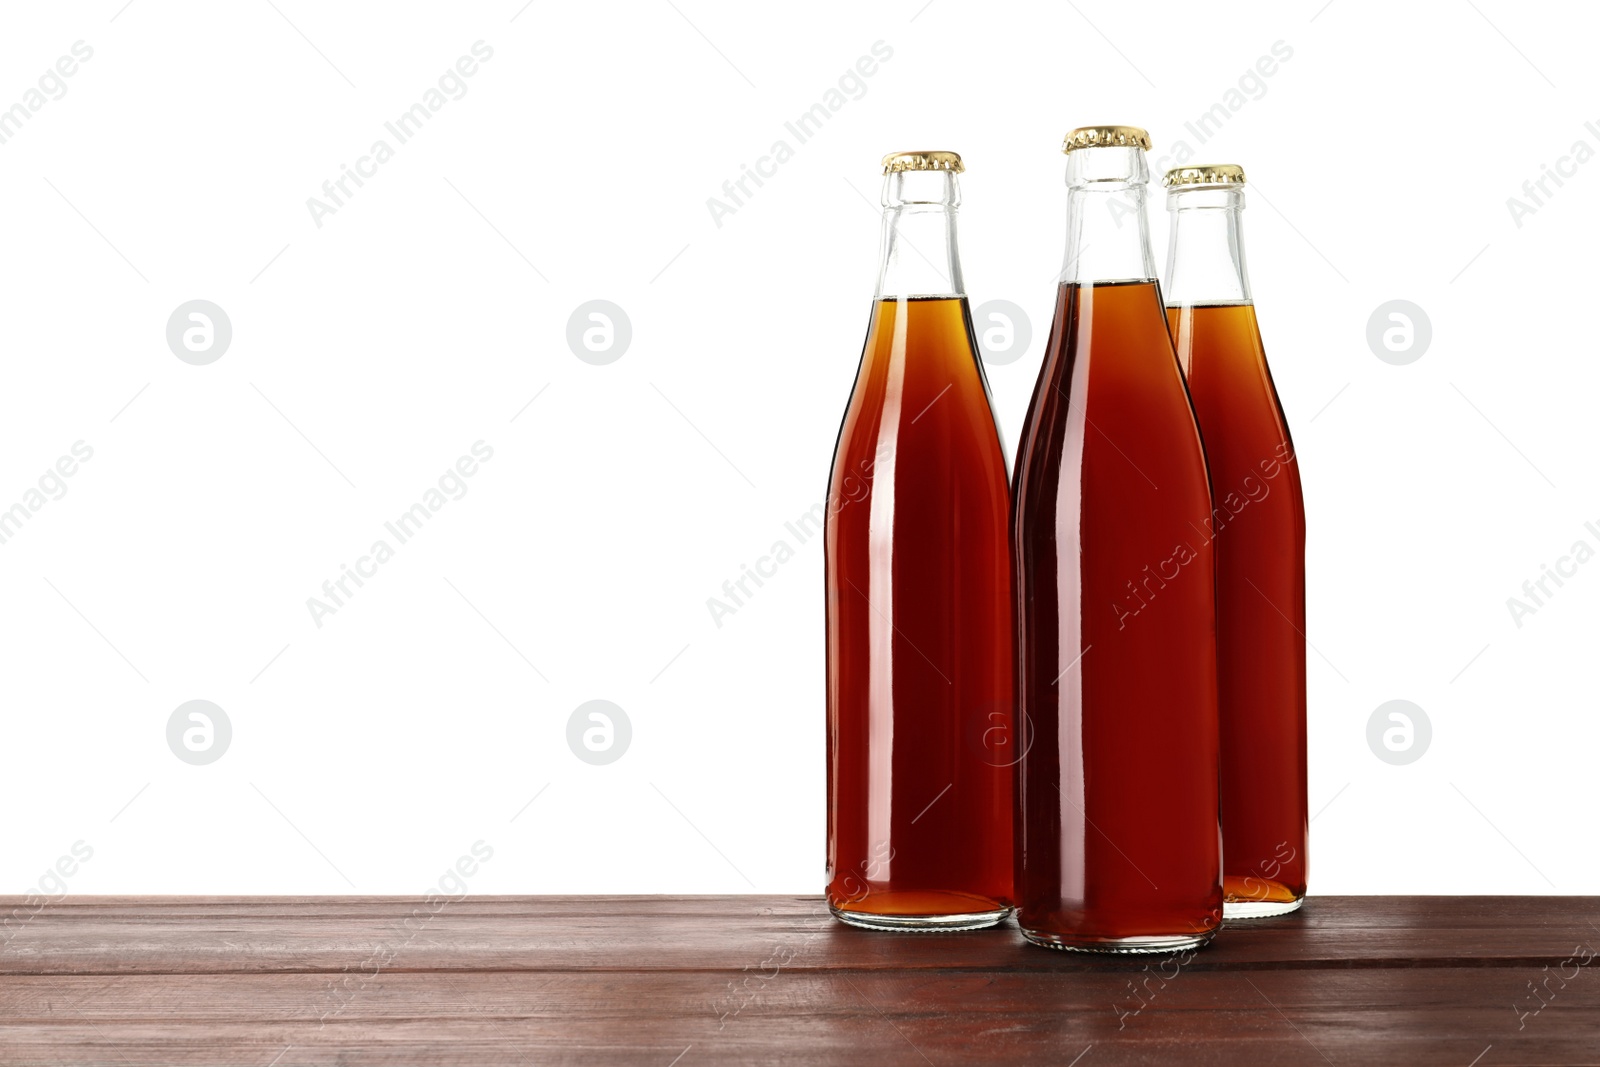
[0, 0, 1593, 897]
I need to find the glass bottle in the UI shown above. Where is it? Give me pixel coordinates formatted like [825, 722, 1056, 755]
[1013, 126, 1222, 952]
[1164, 164, 1307, 918]
[825, 151, 1015, 930]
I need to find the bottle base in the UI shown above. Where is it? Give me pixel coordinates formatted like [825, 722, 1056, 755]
[1019, 927, 1217, 955]
[829, 902, 1011, 933]
[1224, 896, 1305, 920]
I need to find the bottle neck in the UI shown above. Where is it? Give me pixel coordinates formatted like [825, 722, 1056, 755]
[875, 170, 964, 300]
[1058, 146, 1157, 286]
[1164, 186, 1251, 306]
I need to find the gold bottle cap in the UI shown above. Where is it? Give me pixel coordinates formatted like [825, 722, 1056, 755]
[881, 150, 965, 175]
[1163, 164, 1247, 187]
[1062, 125, 1151, 153]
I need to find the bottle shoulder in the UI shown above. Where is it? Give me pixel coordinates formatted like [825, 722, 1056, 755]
[830, 298, 1008, 501]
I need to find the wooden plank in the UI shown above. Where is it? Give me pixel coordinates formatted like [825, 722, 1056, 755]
[0, 968, 1594, 1065]
[3, 896, 1597, 975]
[2, 896, 1597, 1065]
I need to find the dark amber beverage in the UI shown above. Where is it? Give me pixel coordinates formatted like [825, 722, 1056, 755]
[826, 153, 1014, 930]
[1014, 128, 1222, 953]
[1165, 165, 1307, 918]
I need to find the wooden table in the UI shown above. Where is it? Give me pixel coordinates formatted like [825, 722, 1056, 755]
[1, 896, 1596, 1064]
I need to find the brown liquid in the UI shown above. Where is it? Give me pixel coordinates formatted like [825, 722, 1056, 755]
[826, 296, 1014, 923]
[1167, 302, 1307, 907]
[1013, 280, 1222, 949]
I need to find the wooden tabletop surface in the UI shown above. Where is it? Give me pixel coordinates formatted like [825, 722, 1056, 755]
[1, 895, 1596, 1065]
